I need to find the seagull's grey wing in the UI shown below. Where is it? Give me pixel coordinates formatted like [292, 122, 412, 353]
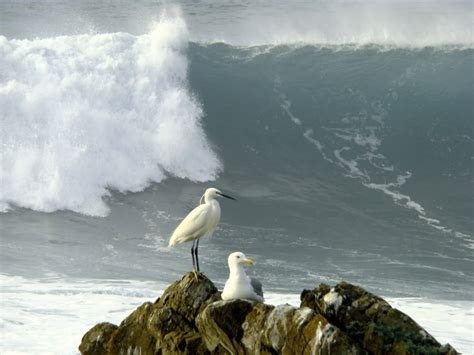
[250, 277, 264, 298]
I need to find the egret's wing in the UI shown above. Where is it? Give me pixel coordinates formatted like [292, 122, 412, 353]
[199, 193, 206, 205]
[169, 204, 210, 246]
[250, 277, 264, 298]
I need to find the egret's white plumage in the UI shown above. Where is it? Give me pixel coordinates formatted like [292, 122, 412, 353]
[222, 252, 264, 302]
[168, 187, 235, 272]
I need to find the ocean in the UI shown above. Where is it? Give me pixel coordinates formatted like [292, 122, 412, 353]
[0, 1, 473, 353]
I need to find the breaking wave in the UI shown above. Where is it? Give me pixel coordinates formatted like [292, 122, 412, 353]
[0, 13, 221, 216]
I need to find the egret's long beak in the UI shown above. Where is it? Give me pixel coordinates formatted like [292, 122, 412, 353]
[218, 192, 236, 201]
[243, 258, 255, 265]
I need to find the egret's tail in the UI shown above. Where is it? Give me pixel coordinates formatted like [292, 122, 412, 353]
[168, 231, 180, 247]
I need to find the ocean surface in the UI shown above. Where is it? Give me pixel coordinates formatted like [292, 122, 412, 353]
[0, 1, 473, 353]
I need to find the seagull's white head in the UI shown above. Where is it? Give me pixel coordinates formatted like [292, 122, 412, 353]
[204, 187, 236, 201]
[228, 252, 255, 269]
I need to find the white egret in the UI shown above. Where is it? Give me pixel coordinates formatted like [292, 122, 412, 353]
[168, 187, 236, 273]
[221, 251, 264, 302]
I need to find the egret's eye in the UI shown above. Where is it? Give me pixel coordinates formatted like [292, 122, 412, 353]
[236, 256, 240, 258]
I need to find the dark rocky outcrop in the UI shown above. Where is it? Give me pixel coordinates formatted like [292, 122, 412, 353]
[79, 273, 458, 355]
[300, 282, 458, 355]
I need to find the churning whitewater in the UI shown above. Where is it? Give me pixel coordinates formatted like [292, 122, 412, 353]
[0, 16, 221, 216]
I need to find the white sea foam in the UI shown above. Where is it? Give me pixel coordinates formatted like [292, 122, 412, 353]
[333, 147, 369, 180]
[0, 275, 164, 355]
[278, 94, 302, 126]
[334, 129, 381, 152]
[0, 11, 221, 216]
[0, 275, 471, 354]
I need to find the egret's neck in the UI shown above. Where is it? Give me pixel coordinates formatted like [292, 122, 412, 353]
[204, 195, 220, 206]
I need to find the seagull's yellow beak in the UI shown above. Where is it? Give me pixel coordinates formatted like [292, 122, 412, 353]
[243, 258, 255, 265]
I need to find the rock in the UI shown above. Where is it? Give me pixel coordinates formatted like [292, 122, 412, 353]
[79, 272, 222, 355]
[197, 299, 362, 355]
[106, 302, 158, 354]
[79, 275, 459, 355]
[155, 271, 221, 323]
[301, 281, 459, 355]
[197, 299, 255, 353]
[79, 322, 117, 355]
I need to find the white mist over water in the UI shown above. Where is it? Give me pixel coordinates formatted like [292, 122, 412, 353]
[1, 1, 471, 48]
[0, 12, 221, 216]
[187, 1, 473, 48]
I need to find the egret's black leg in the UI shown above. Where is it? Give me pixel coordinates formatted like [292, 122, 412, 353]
[195, 239, 200, 272]
[191, 240, 196, 271]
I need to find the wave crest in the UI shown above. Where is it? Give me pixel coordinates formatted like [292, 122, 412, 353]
[188, 2, 473, 49]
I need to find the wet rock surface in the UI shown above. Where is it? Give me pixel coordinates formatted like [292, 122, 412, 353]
[79, 273, 458, 354]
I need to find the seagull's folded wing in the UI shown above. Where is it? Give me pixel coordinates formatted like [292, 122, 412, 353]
[250, 277, 264, 298]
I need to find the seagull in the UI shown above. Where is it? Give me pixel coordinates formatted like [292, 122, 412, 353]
[221, 252, 264, 302]
[168, 187, 236, 274]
